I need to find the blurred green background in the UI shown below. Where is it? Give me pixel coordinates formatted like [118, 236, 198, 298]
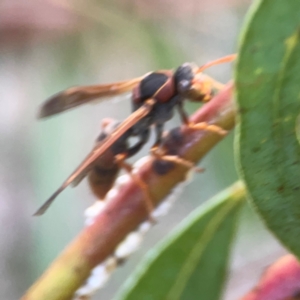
[0, 0, 287, 299]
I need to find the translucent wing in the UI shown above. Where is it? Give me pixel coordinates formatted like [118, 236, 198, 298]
[70, 169, 89, 187]
[33, 99, 156, 216]
[70, 139, 106, 188]
[38, 76, 145, 118]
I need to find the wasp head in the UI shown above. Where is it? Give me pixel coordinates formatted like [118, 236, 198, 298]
[174, 63, 196, 95]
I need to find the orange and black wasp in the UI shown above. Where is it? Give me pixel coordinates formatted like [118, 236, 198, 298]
[34, 54, 236, 216]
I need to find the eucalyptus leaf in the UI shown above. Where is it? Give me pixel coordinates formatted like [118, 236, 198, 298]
[235, 0, 300, 256]
[115, 182, 245, 300]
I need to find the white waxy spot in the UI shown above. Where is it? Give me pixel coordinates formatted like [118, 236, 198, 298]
[74, 257, 118, 299]
[138, 221, 152, 234]
[115, 173, 131, 187]
[84, 201, 106, 226]
[151, 200, 174, 219]
[152, 182, 187, 219]
[105, 188, 118, 201]
[74, 285, 91, 298]
[115, 232, 143, 260]
[88, 258, 117, 289]
[104, 256, 118, 273]
[88, 265, 108, 290]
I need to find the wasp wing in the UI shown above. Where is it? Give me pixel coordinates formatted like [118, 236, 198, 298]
[33, 99, 156, 216]
[70, 170, 89, 187]
[38, 76, 145, 118]
[70, 139, 106, 188]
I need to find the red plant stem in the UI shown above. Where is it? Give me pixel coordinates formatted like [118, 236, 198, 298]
[241, 255, 300, 300]
[22, 82, 235, 300]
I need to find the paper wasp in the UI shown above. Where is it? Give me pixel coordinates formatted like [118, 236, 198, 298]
[34, 54, 236, 216]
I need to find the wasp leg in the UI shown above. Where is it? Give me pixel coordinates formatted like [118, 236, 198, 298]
[151, 147, 204, 173]
[115, 154, 156, 224]
[150, 123, 164, 153]
[151, 117, 205, 172]
[177, 101, 227, 136]
[177, 101, 190, 125]
[188, 122, 227, 135]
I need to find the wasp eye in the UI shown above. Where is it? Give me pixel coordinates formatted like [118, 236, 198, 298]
[178, 80, 191, 93]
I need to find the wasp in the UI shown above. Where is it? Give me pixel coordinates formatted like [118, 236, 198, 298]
[35, 54, 236, 216]
[34, 117, 201, 217]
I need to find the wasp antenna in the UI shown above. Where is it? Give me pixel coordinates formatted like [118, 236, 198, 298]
[33, 186, 65, 216]
[196, 54, 237, 74]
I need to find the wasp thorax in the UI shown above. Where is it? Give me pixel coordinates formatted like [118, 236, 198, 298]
[174, 63, 194, 94]
[139, 73, 169, 101]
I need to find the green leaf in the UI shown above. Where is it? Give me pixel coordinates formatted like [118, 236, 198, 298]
[115, 182, 245, 300]
[235, 0, 300, 256]
[295, 114, 300, 145]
